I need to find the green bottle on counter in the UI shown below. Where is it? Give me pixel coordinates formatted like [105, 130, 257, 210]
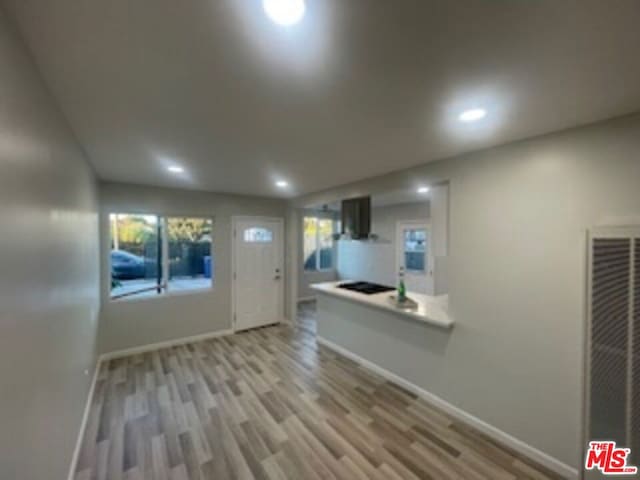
[398, 270, 406, 302]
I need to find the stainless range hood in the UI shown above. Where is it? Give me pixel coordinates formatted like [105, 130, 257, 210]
[340, 196, 374, 240]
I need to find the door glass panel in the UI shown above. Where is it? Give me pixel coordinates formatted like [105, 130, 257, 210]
[244, 227, 273, 243]
[404, 228, 426, 272]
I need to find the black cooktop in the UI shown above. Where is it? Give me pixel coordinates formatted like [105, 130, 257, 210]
[337, 281, 395, 295]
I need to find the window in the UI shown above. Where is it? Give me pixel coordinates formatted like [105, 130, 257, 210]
[243, 227, 273, 243]
[304, 216, 334, 271]
[403, 228, 427, 272]
[110, 214, 213, 300]
[166, 217, 213, 293]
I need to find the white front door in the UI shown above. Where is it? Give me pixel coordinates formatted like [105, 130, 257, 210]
[233, 218, 284, 331]
[396, 221, 433, 295]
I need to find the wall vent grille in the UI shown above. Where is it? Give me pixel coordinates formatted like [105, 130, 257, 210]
[587, 230, 640, 471]
[633, 238, 639, 464]
[589, 238, 630, 443]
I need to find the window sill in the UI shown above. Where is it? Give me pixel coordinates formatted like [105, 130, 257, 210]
[304, 269, 335, 275]
[109, 286, 214, 304]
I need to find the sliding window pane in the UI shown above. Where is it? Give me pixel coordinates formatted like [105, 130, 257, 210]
[303, 217, 318, 271]
[318, 219, 334, 270]
[110, 214, 162, 300]
[167, 217, 213, 292]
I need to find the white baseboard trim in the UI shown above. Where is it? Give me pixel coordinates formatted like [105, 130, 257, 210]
[317, 336, 579, 480]
[297, 296, 316, 303]
[67, 359, 101, 480]
[100, 328, 235, 362]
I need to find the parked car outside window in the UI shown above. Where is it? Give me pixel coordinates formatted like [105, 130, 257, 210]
[110, 250, 146, 279]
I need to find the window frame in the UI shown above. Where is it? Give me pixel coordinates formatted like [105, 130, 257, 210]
[108, 213, 214, 302]
[303, 215, 335, 273]
[403, 227, 427, 273]
[396, 220, 431, 278]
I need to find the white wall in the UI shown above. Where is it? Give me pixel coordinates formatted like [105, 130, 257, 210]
[0, 9, 100, 480]
[292, 113, 640, 470]
[299, 269, 338, 300]
[430, 184, 449, 295]
[98, 182, 287, 353]
[336, 202, 430, 287]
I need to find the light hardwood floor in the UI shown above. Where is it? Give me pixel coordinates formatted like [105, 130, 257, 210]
[75, 301, 565, 479]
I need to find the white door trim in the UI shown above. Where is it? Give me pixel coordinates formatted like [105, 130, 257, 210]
[231, 216, 285, 333]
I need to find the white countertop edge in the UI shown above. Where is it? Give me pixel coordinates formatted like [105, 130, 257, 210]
[310, 281, 454, 330]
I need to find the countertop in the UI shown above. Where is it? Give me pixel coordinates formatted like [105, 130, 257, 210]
[310, 281, 454, 329]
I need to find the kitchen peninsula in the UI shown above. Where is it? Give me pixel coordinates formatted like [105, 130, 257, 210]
[310, 281, 453, 329]
[310, 280, 455, 406]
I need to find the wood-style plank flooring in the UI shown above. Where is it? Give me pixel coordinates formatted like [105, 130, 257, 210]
[75, 301, 565, 479]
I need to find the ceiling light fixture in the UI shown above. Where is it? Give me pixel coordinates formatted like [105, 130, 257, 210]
[458, 108, 487, 123]
[417, 187, 430, 194]
[263, 0, 305, 26]
[276, 180, 289, 188]
[167, 165, 184, 173]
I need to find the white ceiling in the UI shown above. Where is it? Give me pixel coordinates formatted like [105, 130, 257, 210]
[4, 0, 640, 198]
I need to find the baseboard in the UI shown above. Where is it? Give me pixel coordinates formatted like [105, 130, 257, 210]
[100, 328, 234, 362]
[297, 296, 316, 303]
[317, 336, 579, 480]
[67, 358, 101, 480]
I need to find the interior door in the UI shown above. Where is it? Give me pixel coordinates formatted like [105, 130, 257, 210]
[397, 221, 433, 295]
[233, 218, 284, 331]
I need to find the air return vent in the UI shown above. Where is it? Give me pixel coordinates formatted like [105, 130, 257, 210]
[589, 238, 630, 443]
[586, 230, 639, 467]
[633, 238, 640, 464]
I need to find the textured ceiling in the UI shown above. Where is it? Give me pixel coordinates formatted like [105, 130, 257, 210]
[4, 0, 640, 197]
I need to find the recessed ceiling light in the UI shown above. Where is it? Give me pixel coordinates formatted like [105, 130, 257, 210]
[459, 108, 487, 123]
[417, 187, 430, 194]
[276, 180, 289, 188]
[263, 0, 305, 26]
[167, 165, 184, 173]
